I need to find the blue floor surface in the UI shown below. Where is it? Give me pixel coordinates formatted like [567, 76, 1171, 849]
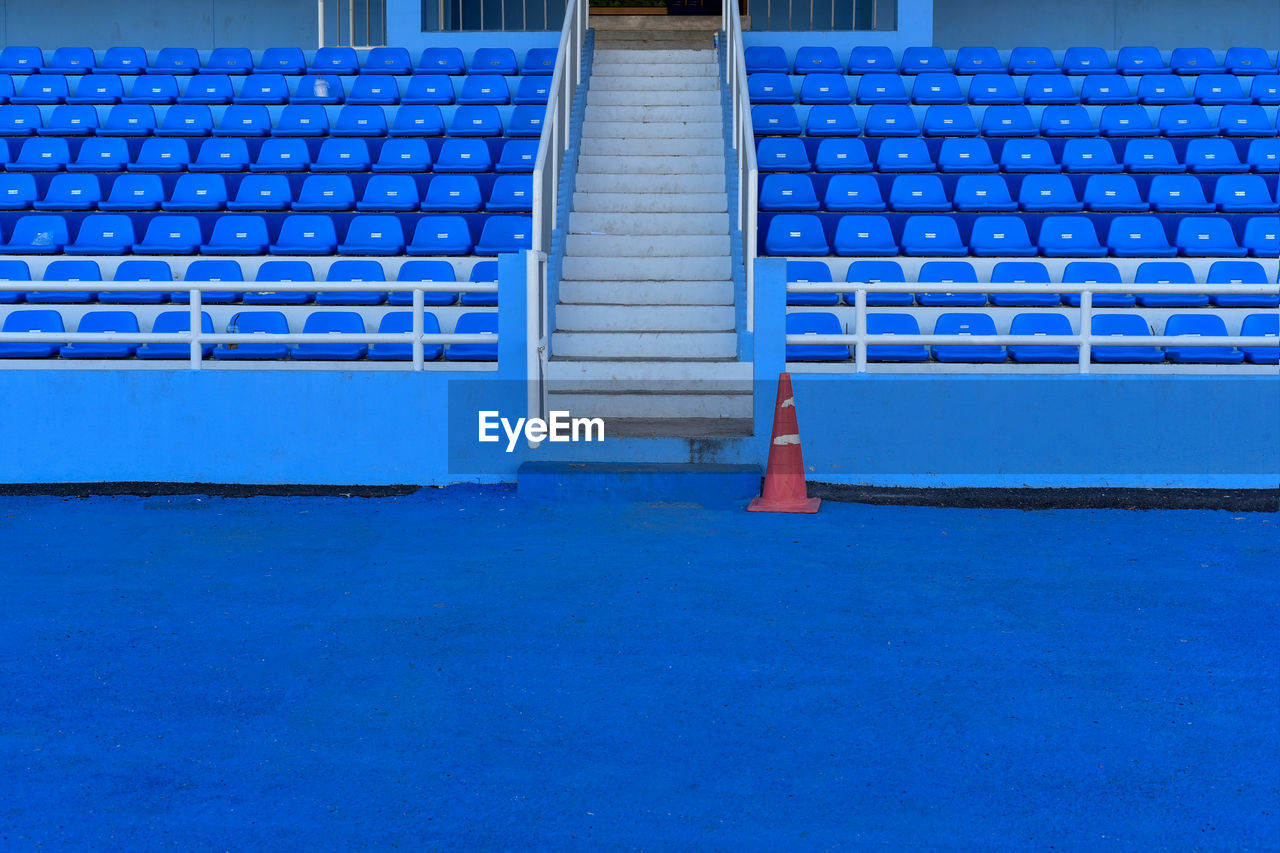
[2, 488, 1276, 851]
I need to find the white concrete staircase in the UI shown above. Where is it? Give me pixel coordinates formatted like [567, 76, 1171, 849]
[549, 26, 751, 437]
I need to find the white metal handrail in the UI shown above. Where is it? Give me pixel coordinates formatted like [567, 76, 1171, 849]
[785, 280, 1280, 372]
[723, 0, 758, 333]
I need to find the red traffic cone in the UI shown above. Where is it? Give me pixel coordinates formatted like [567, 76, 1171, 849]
[748, 373, 820, 513]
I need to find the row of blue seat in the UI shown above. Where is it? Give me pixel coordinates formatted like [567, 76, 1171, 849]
[749, 72, 1280, 107]
[0, 309, 498, 361]
[753, 104, 1280, 138]
[762, 213, 1278, 257]
[753, 136, 1279, 174]
[786, 311, 1277, 364]
[784, 259, 1278, 308]
[0, 258, 499, 306]
[746, 46, 1277, 77]
[0, 172, 531, 213]
[0, 103, 543, 138]
[0, 135, 532, 174]
[0, 73, 551, 107]
[0, 46, 554, 78]
[0, 212, 530, 256]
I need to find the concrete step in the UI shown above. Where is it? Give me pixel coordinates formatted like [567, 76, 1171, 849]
[562, 255, 731, 281]
[546, 391, 752, 419]
[574, 172, 725, 194]
[590, 64, 719, 80]
[572, 192, 727, 213]
[591, 49, 716, 64]
[582, 121, 722, 138]
[566, 233, 730, 257]
[556, 303, 734, 331]
[579, 136, 723, 157]
[559, 280, 734, 305]
[547, 360, 753, 383]
[584, 105, 719, 123]
[589, 75, 719, 91]
[576, 154, 724, 175]
[553, 330, 738, 359]
[587, 88, 721, 107]
[569, 211, 729, 235]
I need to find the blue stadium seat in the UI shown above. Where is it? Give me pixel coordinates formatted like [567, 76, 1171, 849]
[123, 74, 179, 105]
[1106, 215, 1175, 256]
[238, 73, 289, 105]
[434, 138, 492, 172]
[99, 46, 146, 76]
[804, 104, 860, 136]
[937, 138, 997, 171]
[989, 261, 1058, 306]
[522, 48, 557, 76]
[99, 104, 157, 136]
[201, 46, 251, 75]
[244, 260, 315, 304]
[445, 312, 498, 361]
[292, 75, 344, 105]
[471, 48, 517, 76]
[0, 105, 42, 135]
[258, 47, 306, 75]
[475, 215, 530, 255]
[1158, 104, 1214, 136]
[1061, 138, 1122, 172]
[44, 46, 94, 74]
[916, 260, 983, 306]
[269, 214, 338, 255]
[848, 46, 895, 74]
[317, 259, 387, 305]
[932, 313, 1005, 362]
[506, 104, 544, 138]
[391, 259, 457, 305]
[0, 309, 61, 357]
[900, 215, 966, 255]
[403, 75, 455, 105]
[752, 105, 801, 135]
[1247, 139, 1279, 172]
[418, 48, 465, 75]
[823, 174, 885, 211]
[786, 312, 848, 362]
[362, 47, 412, 75]
[59, 310, 140, 359]
[155, 104, 213, 136]
[36, 174, 100, 211]
[765, 214, 827, 255]
[179, 74, 234, 104]
[1100, 105, 1157, 136]
[462, 260, 499, 306]
[459, 76, 510, 106]
[745, 46, 788, 74]
[495, 139, 538, 173]
[801, 73, 852, 105]
[889, 175, 950, 211]
[1082, 174, 1147, 211]
[99, 174, 164, 211]
[1134, 260, 1205, 306]
[1170, 47, 1222, 75]
[250, 138, 311, 172]
[274, 104, 330, 137]
[1038, 215, 1105, 256]
[968, 215, 1036, 255]
[1025, 74, 1077, 105]
[813, 138, 871, 171]
[214, 311, 289, 359]
[12, 74, 68, 105]
[1251, 75, 1280, 105]
[1137, 75, 1191, 105]
[954, 47, 1002, 75]
[1008, 312, 1078, 362]
[1062, 47, 1111, 75]
[368, 311, 444, 361]
[911, 72, 964, 105]
[876, 138, 934, 171]
[1226, 47, 1275, 74]
[291, 311, 366, 360]
[846, 260, 912, 306]
[310, 46, 359, 75]
[162, 174, 228, 211]
[794, 46, 841, 75]
[866, 313, 928, 361]
[190, 137, 250, 171]
[0, 46, 42, 74]
[1124, 139, 1183, 172]
[1184, 138, 1249, 173]
[761, 174, 820, 211]
[0, 174, 37, 210]
[448, 105, 500, 137]
[312, 138, 372, 172]
[173, 259, 243, 303]
[201, 215, 269, 254]
[373, 138, 432, 172]
[1164, 314, 1242, 364]
[149, 47, 199, 75]
[0, 214, 69, 253]
[37, 105, 99, 136]
[1080, 75, 1136, 105]
[128, 138, 189, 171]
[9, 137, 70, 172]
[339, 214, 407, 255]
[28, 258, 98, 302]
[922, 105, 979, 136]
[785, 260, 837, 306]
[1242, 216, 1278, 256]
[513, 77, 550, 105]
[749, 73, 793, 104]
[999, 138, 1058, 172]
[757, 137, 811, 171]
[980, 105, 1036, 137]
[1061, 261, 1132, 307]
[137, 310, 215, 359]
[102, 259, 172, 304]
[952, 174, 1017, 211]
[332, 105, 388, 136]
[487, 175, 532, 212]
[863, 104, 920, 136]
[66, 74, 125, 105]
[855, 74, 907, 104]
[968, 73, 1021, 105]
[132, 214, 203, 254]
[1193, 76, 1249, 106]
[1208, 260, 1277, 307]
[1213, 175, 1278, 212]
[293, 175, 355, 211]
[1116, 47, 1170, 75]
[1240, 313, 1279, 364]
[1219, 105, 1275, 137]
[1009, 47, 1058, 75]
[900, 47, 948, 74]
[1040, 105, 1096, 137]
[1019, 174, 1083, 211]
[360, 174, 423, 211]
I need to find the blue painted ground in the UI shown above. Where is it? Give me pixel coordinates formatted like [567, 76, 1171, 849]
[2, 488, 1276, 851]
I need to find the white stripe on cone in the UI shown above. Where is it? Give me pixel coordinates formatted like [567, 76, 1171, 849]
[773, 434, 801, 446]
[780, 397, 795, 409]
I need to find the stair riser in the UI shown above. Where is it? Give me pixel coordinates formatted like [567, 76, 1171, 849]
[577, 154, 724, 176]
[556, 304, 735, 331]
[579, 136, 723, 156]
[591, 76, 718, 91]
[592, 49, 716, 64]
[590, 63, 719, 78]
[587, 89, 721, 107]
[571, 192, 728, 213]
[558, 281, 735, 305]
[547, 360, 752, 382]
[574, 173, 725, 194]
[569, 211, 729, 235]
[562, 256, 731, 281]
[582, 121, 723, 139]
[552, 331, 739, 359]
[546, 392, 753, 419]
[566, 233, 731, 257]
[585, 105, 720, 124]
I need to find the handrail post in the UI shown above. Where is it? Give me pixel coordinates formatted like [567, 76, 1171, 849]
[854, 288, 867, 373]
[1079, 290, 1092, 374]
[189, 288, 202, 370]
[318, 0, 325, 48]
[412, 287, 424, 370]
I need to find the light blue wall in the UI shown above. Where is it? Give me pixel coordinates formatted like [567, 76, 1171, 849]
[933, 0, 1280, 49]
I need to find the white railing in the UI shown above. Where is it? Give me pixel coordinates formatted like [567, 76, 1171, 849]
[0, 281, 497, 371]
[785, 281, 1280, 373]
[722, 0, 758, 332]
